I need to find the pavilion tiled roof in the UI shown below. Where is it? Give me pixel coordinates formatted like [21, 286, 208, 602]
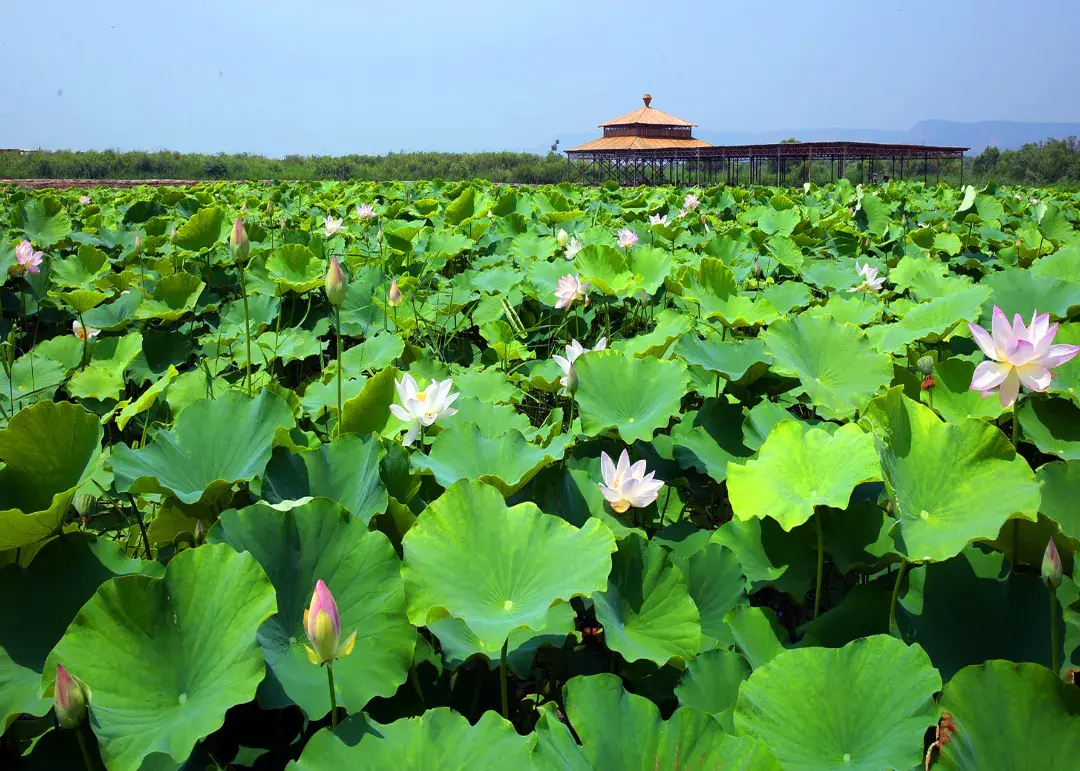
[566, 136, 712, 152]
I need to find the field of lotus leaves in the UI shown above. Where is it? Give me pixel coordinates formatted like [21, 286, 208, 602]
[2, 178, 1080, 770]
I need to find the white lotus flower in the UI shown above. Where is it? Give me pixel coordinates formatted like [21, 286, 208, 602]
[73, 320, 100, 341]
[677, 208, 688, 219]
[848, 261, 885, 293]
[552, 337, 607, 393]
[617, 229, 638, 249]
[684, 193, 700, 210]
[599, 449, 664, 513]
[388, 374, 459, 445]
[648, 214, 668, 227]
[565, 236, 582, 260]
[79, 195, 91, 206]
[554, 273, 589, 310]
[324, 215, 346, 238]
[968, 306, 1080, 408]
[356, 203, 376, 220]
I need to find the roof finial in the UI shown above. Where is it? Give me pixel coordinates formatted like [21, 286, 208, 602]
[643, 93, 652, 108]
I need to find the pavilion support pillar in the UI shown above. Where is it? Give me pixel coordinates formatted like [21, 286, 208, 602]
[960, 152, 964, 186]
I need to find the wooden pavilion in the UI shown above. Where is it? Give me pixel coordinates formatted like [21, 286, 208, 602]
[564, 95, 969, 187]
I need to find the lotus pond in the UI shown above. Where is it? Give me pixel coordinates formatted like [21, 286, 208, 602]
[2, 179, 1080, 770]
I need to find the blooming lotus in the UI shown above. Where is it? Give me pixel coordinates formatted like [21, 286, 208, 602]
[565, 236, 583, 260]
[848, 261, 885, 293]
[325, 256, 346, 306]
[599, 449, 664, 513]
[648, 214, 668, 227]
[684, 193, 700, 210]
[556, 228, 568, 247]
[677, 207, 688, 219]
[304, 579, 357, 666]
[554, 273, 590, 310]
[389, 373, 459, 445]
[79, 195, 91, 206]
[324, 215, 346, 238]
[53, 664, 88, 729]
[73, 320, 100, 341]
[14, 241, 43, 275]
[968, 307, 1080, 408]
[617, 229, 639, 249]
[552, 337, 607, 393]
[388, 278, 403, 307]
[356, 203, 376, 220]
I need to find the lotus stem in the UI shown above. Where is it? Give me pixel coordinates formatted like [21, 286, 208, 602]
[77, 312, 88, 371]
[814, 511, 824, 619]
[409, 664, 426, 710]
[128, 494, 152, 560]
[327, 661, 338, 729]
[75, 722, 96, 771]
[335, 307, 343, 437]
[1012, 398, 1021, 446]
[499, 638, 509, 720]
[239, 266, 252, 396]
[888, 559, 911, 636]
[1050, 589, 1061, 675]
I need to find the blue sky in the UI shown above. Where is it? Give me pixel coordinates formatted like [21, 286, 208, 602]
[3, 0, 1078, 155]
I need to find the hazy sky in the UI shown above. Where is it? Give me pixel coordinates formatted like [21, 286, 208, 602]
[4, 0, 1078, 156]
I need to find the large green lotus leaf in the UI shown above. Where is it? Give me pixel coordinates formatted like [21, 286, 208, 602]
[332, 332, 404, 376]
[981, 267, 1080, 320]
[863, 388, 1040, 562]
[43, 543, 277, 771]
[209, 499, 413, 718]
[50, 244, 111, 288]
[116, 366, 179, 430]
[0, 352, 65, 417]
[935, 661, 1080, 770]
[174, 206, 223, 252]
[670, 398, 752, 483]
[0, 401, 103, 549]
[674, 649, 751, 733]
[711, 516, 817, 597]
[67, 364, 125, 401]
[592, 534, 700, 666]
[866, 286, 990, 354]
[428, 601, 574, 679]
[259, 433, 387, 523]
[683, 543, 746, 651]
[674, 333, 771, 381]
[1019, 396, 1080, 460]
[112, 389, 295, 505]
[617, 309, 693, 359]
[412, 424, 569, 496]
[805, 293, 884, 326]
[536, 673, 780, 771]
[625, 244, 674, 296]
[819, 500, 898, 573]
[450, 366, 521, 404]
[897, 549, 1055, 681]
[734, 635, 941, 771]
[402, 480, 615, 649]
[724, 605, 787, 669]
[288, 710, 534, 771]
[62, 288, 109, 314]
[575, 351, 688, 443]
[19, 197, 71, 246]
[438, 395, 533, 437]
[338, 366, 399, 438]
[135, 273, 205, 322]
[1038, 461, 1080, 542]
[728, 422, 880, 531]
[763, 313, 892, 419]
[574, 243, 635, 296]
[266, 244, 326, 293]
[0, 644, 47, 732]
[923, 357, 1006, 424]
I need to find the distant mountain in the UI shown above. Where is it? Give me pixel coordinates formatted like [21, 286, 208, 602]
[547, 120, 1080, 155]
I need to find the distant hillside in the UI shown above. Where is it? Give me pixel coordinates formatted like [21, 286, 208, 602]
[553, 120, 1080, 154]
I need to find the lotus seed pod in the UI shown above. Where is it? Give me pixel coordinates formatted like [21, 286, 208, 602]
[1043, 538, 1063, 590]
[73, 493, 96, 517]
[53, 665, 88, 729]
[916, 356, 934, 375]
[325, 257, 347, 307]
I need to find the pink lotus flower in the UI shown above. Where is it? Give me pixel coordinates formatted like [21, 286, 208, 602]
[565, 236, 582, 260]
[968, 307, 1080, 408]
[552, 337, 606, 393]
[356, 203, 376, 220]
[324, 215, 346, 238]
[648, 214, 668, 227]
[554, 273, 590, 310]
[53, 664, 88, 729]
[14, 241, 43, 275]
[617, 229, 638, 249]
[73, 320, 100, 341]
[304, 579, 357, 665]
[684, 193, 700, 210]
[599, 449, 664, 513]
[79, 195, 92, 206]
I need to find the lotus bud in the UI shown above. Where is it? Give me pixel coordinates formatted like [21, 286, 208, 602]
[303, 579, 356, 666]
[134, 233, 143, 254]
[266, 200, 274, 216]
[229, 217, 250, 263]
[325, 257, 347, 307]
[376, 228, 384, 246]
[194, 519, 205, 543]
[388, 279, 403, 308]
[557, 229, 568, 247]
[916, 356, 934, 375]
[241, 201, 248, 214]
[565, 364, 579, 394]
[1043, 538, 1063, 590]
[170, 225, 178, 244]
[54, 665, 88, 729]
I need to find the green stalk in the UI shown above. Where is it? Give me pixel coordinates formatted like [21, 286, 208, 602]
[888, 559, 911, 636]
[327, 661, 338, 729]
[813, 511, 824, 619]
[239, 266, 252, 396]
[77, 311, 88, 371]
[408, 665, 426, 709]
[128, 494, 152, 560]
[499, 639, 509, 720]
[75, 722, 96, 771]
[335, 307, 343, 436]
[1012, 397, 1021, 445]
[1050, 589, 1061, 675]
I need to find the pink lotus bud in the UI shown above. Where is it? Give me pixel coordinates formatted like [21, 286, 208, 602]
[325, 257, 347, 307]
[303, 579, 356, 665]
[388, 279, 403, 307]
[229, 217, 250, 263]
[54, 664, 88, 729]
[1043, 538, 1063, 589]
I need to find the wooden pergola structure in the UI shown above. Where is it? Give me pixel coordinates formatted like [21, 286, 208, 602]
[565, 96, 969, 187]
